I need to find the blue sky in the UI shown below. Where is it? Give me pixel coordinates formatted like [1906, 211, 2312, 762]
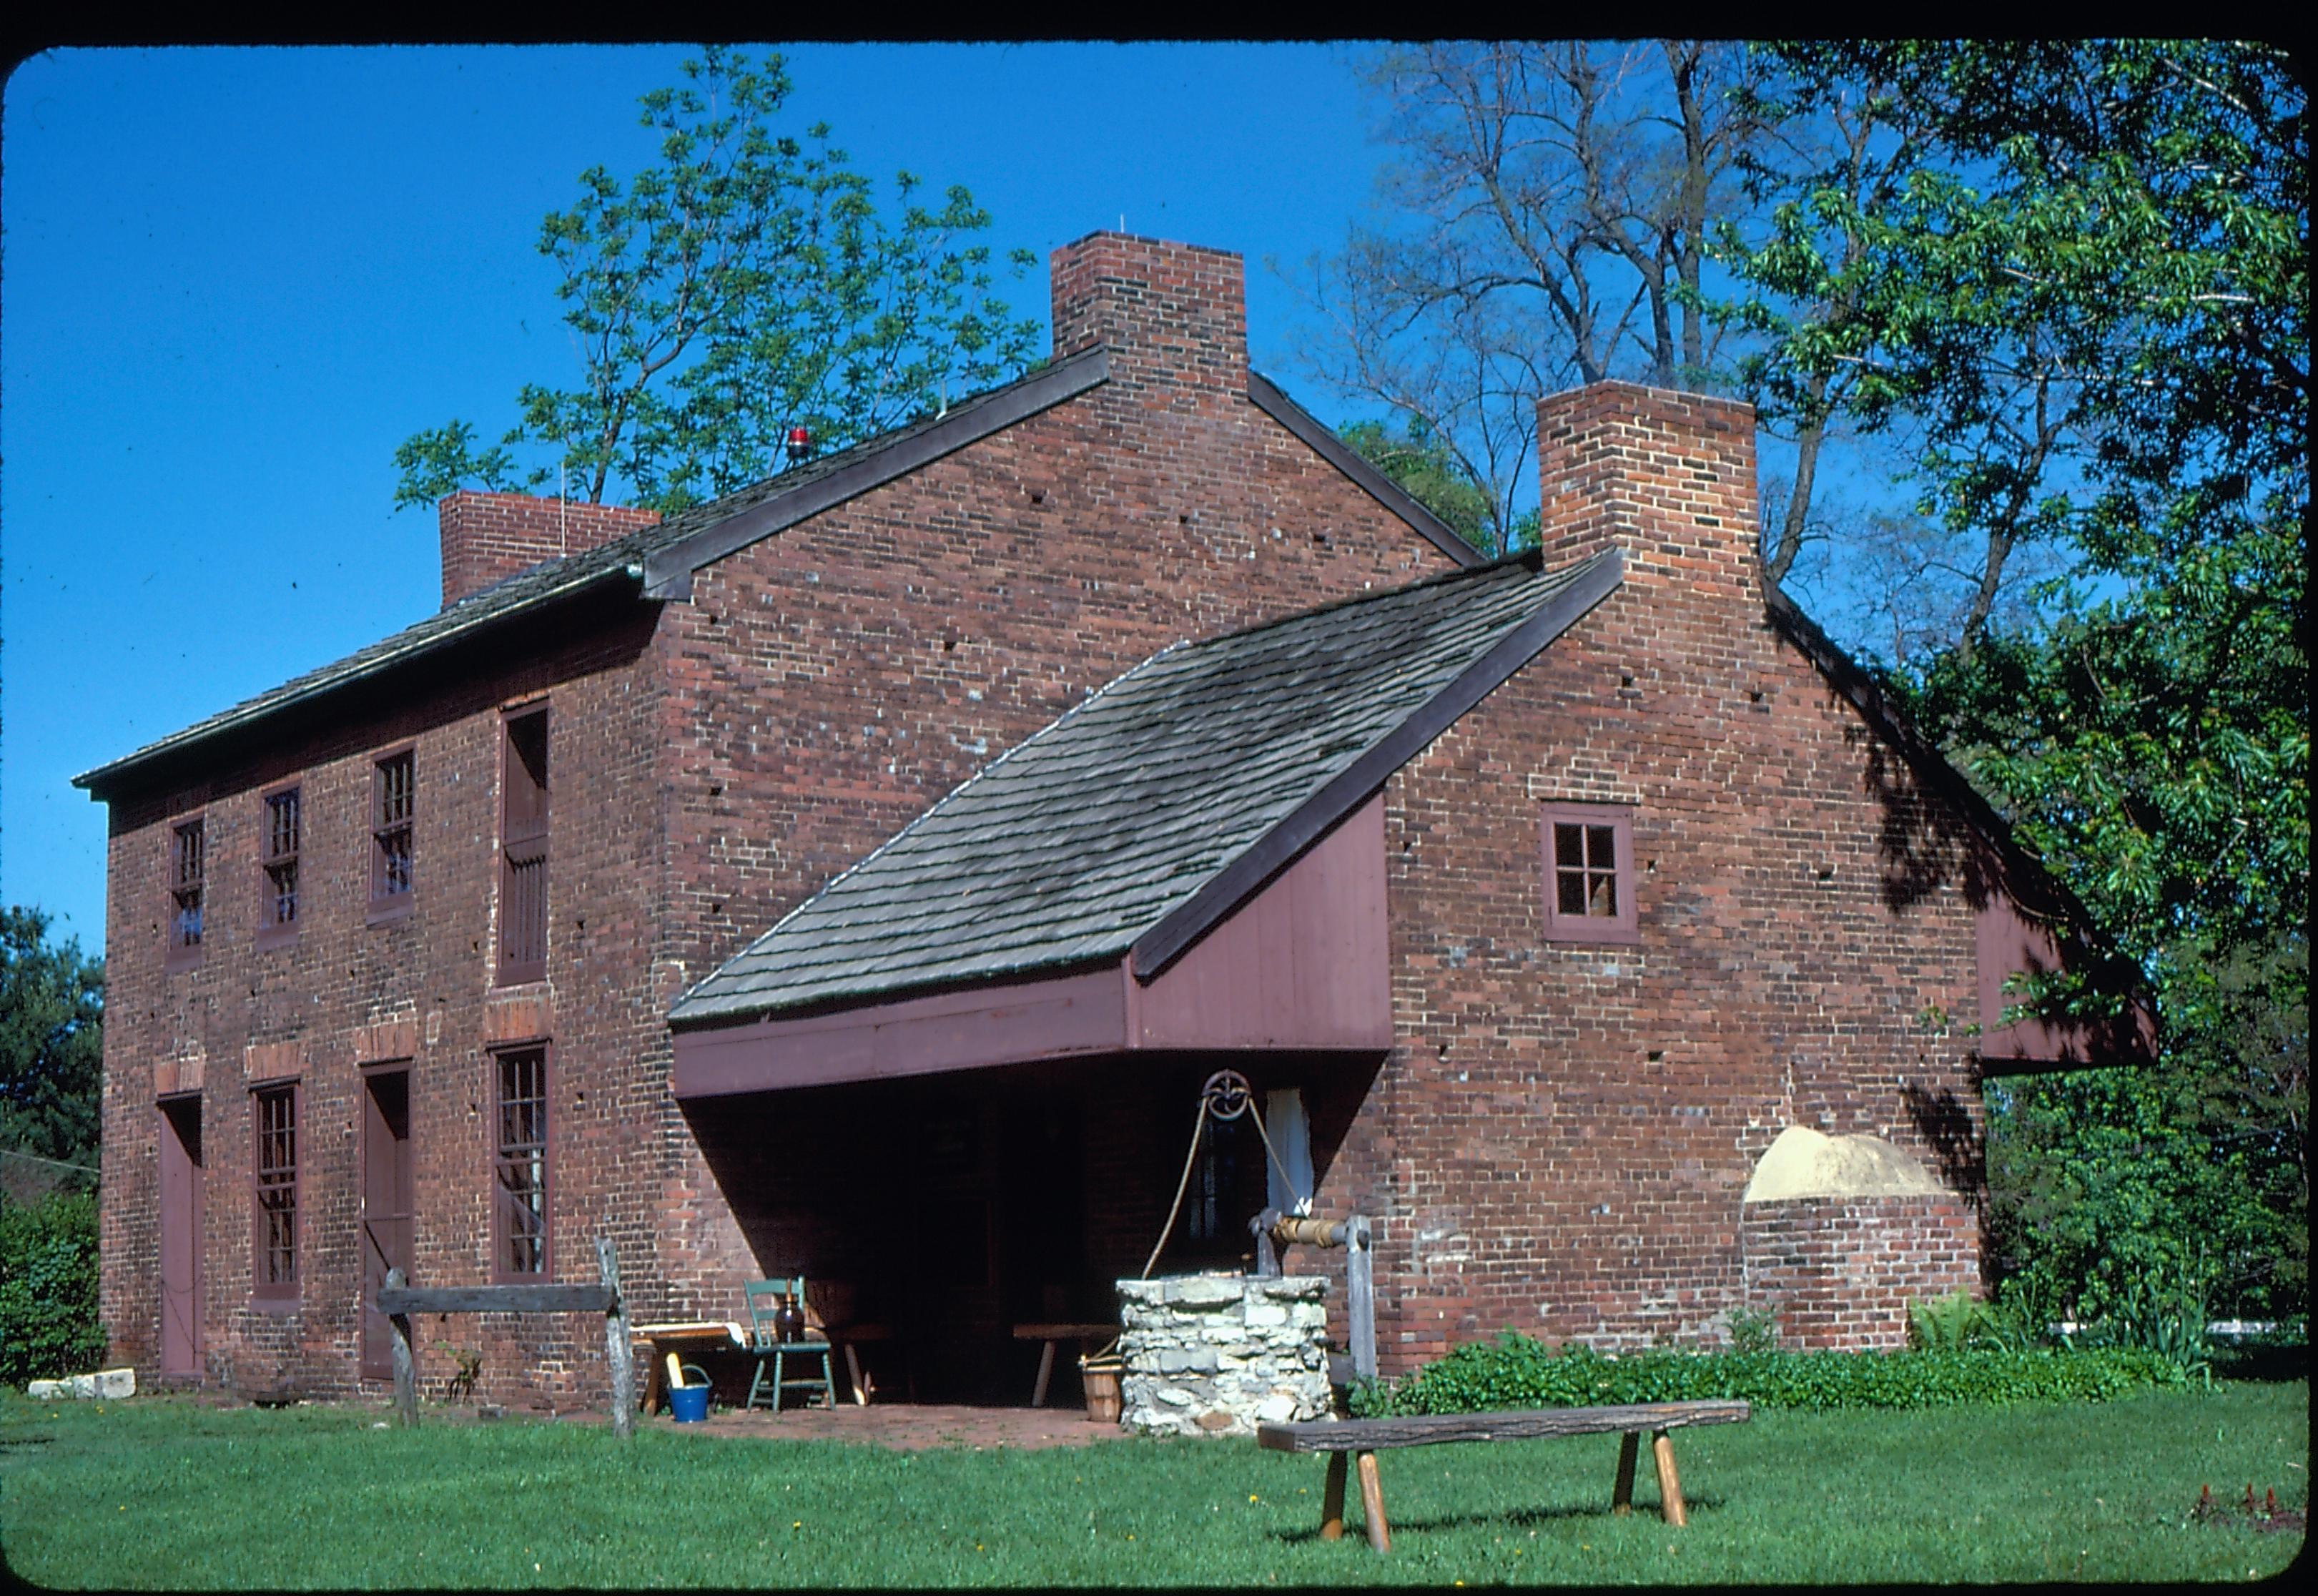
[1, 44, 1401, 952]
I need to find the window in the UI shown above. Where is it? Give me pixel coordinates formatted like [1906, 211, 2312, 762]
[371, 750, 415, 912]
[498, 710, 548, 984]
[259, 787, 300, 947]
[167, 817, 206, 969]
[493, 1045, 549, 1279]
[1540, 802, 1639, 944]
[252, 1083, 298, 1303]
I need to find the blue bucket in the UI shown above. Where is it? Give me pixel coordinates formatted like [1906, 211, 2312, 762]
[669, 1371, 711, 1424]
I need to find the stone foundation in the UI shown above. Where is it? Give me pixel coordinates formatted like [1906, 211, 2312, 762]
[1115, 1273, 1331, 1437]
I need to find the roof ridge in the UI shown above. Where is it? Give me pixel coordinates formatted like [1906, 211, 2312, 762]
[1126, 544, 1548, 662]
[72, 354, 1109, 797]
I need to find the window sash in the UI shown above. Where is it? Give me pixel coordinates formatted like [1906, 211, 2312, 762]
[1542, 804, 1638, 944]
[493, 1048, 548, 1279]
[499, 846, 548, 979]
[373, 754, 415, 901]
[498, 711, 549, 982]
[170, 820, 205, 951]
[252, 1085, 297, 1296]
[263, 790, 301, 930]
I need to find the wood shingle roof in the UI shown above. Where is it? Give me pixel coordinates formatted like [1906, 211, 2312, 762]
[670, 547, 1623, 1027]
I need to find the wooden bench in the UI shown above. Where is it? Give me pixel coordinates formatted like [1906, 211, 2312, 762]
[1256, 1398, 1750, 1553]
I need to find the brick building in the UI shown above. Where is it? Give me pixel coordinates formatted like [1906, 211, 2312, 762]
[76, 232, 2137, 1409]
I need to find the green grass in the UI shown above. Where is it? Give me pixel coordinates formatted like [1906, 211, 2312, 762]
[0, 1383, 2304, 1587]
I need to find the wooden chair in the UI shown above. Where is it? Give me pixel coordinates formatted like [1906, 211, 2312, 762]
[743, 1277, 836, 1414]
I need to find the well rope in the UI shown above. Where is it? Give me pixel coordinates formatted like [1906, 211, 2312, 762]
[1092, 1070, 1308, 1366]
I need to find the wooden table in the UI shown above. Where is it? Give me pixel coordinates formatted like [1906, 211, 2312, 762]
[629, 1321, 746, 1414]
[1010, 1322, 1118, 1407]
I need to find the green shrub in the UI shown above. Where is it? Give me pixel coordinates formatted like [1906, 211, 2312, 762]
[1908, 1290, 1988, 1351]
[2071, 1269, 2216, 1387]
[0, 1189, 105, 1386]
[1347, 1330, 2189, 1417]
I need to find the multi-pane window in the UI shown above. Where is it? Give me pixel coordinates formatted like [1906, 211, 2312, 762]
[168, 818, 205, 967]
[252, 1084, 298, 1301]
[372, 751, 415, 907]
[498, 710, 549, 984]
[1554, 822, 1619, 917]
[493, 1046, 548, 1279]
[1540, 802, 1639, 944]
[260, 788, 300, 943]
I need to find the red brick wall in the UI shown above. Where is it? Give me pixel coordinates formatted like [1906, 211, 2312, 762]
[1741, 1197, 1980, 1350]
[1304, 381, 1986, 1369]
[98, 603, 671, 1407]
[643, 236, 1459, 1311]
[438, 492, 661, 609]
[97, 232, 1459, 1403]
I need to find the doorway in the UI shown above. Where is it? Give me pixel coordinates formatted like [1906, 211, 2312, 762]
[359, 1069, 413, 1380]
[157, 1096, 203, 1378]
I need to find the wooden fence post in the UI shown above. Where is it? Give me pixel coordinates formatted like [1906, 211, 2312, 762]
[597, 1238, 633, 1440]
[1346, 1216, 1376, 1381]
[385, 1266, 418, 1428]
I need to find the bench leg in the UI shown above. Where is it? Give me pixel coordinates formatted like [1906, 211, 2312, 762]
[1320, 1452, 1347, 1541]
[1651, 1429, 1687, 1527]
[1032, 1339, 1056, 1408]
[1356, 1451, 1391, 1554]
[1612, 1430, 1639, 1515]
[844, 1344, 869, 1407]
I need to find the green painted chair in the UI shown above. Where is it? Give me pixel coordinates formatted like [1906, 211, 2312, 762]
[743, 1277, 836, 1414]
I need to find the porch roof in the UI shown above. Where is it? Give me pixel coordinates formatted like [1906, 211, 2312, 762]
[669, 545, 1624, 1029]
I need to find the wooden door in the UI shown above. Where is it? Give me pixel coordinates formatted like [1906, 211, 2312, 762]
[157, 1098, 203, 1377]
[359, 1070, 413, 1380]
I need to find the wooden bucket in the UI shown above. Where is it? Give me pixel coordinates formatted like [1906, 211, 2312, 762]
[1080, 1355, 1124, 1424]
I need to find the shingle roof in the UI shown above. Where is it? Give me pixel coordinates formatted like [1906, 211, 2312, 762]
[669, 547, 1624, 1027]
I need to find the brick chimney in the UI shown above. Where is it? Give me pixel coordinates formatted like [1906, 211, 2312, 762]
[438, 491, 662, 609]
[1534, 382, 1759, 604]
[1050, 232, 1247, 405]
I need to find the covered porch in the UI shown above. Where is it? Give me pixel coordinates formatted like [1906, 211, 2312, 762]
[674, 1048, 1380, 1408]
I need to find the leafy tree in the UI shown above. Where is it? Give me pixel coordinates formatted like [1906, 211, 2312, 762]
[0, 907, 104, 1193]
[1722, 41, 2307, 1319]
[1338, 416, 1537, 557]
[395, 49, 1043, 515]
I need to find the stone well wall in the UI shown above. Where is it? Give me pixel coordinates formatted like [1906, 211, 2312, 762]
[1115, 1272, 1332, 1437]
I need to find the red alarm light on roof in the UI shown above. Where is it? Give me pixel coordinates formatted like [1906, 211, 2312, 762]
[785, 425, 812, 464]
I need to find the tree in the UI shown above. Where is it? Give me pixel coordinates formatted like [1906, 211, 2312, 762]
[395, 49, 1044, 515]
[1338, 415, 1536, 556]
[1288, 42, 1760, 561]
[0, 907, 104, 1194]
[1724, 41, 2307, 1318]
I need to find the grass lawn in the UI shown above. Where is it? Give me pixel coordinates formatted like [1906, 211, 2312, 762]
[0, 1381, 2304, 1587]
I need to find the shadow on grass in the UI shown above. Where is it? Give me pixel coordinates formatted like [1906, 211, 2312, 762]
[1271, 1494, 1726, 1543]
[2213, 1346, 2309, 1383]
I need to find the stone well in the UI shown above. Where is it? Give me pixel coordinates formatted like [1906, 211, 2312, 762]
[1114, 1272, 1331, 1437]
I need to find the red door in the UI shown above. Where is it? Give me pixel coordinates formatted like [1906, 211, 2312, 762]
[360, 1070, 414, 1380]
[158, 1098, 203, 1378]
